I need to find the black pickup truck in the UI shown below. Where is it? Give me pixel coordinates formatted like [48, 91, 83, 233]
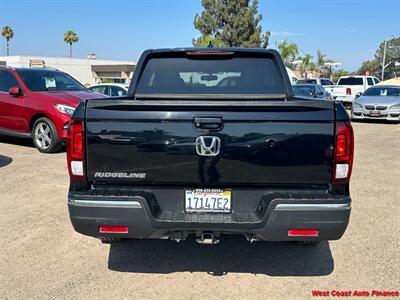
[67, 48, 353, 245]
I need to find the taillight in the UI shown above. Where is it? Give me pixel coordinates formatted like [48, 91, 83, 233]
[67, 119, 85, 180]
[99, 226, 129, 234]
[333, 121, 354, 183]
[346, 88, 351, 95]
[288, 229, 319, 237]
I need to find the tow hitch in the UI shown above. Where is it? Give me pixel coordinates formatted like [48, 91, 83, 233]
[196, 232, 220, 245]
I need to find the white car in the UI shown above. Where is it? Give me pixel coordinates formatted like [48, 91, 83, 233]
[286, 67, 298, 85]
[297, 78, 334, 86]
[327, 76, 380, 105]
[352, 85, 400, 122]
[89, 83, 129, 97]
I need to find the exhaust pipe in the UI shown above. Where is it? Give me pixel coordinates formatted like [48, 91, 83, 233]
[196, 233, 219, 245]
[244, 233, 261, 243]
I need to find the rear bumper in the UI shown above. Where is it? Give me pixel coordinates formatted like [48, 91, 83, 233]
[68, 192, 351, 241]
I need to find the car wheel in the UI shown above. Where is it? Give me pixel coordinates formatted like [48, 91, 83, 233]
[32, 117, 63, 153]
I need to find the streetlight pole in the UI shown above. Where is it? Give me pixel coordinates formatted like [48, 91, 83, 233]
[382, 39, 388, 81]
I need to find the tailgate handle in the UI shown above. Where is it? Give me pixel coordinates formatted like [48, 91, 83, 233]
[194, 117, 223, 130]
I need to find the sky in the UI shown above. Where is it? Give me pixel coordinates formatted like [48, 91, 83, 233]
[1, 0, 399, 71]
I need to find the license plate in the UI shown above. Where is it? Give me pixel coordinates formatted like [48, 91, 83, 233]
[185, 189, 231, 213]
[370, 111, 380, 117]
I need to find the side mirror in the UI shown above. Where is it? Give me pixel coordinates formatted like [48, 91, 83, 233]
[355, 92, 362, 99]
[8, 86, 22, 97]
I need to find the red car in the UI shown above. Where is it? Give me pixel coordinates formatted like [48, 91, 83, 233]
[0, 67, 106, 153]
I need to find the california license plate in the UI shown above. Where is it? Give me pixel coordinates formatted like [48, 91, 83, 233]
[185, 189, 231, 213]
[370, 111, 380, 117]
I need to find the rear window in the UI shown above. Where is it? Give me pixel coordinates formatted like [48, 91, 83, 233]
[293, 85, 315, 97]
[297, 79, 317, 84]
[363, 87, 400, 97]
[337, 77, 363, 85]
[135, 55, 285, 97]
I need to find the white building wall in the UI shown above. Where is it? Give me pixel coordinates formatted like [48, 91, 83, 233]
[0, 56, 135, 86]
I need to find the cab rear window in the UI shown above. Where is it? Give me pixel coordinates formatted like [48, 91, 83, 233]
[337, 78, 363, 85]
[135, 55, 285, 97]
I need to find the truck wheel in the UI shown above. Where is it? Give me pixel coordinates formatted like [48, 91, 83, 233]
[32, 117, 63, 153]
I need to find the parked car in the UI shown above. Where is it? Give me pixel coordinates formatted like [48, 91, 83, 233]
[286, 67, 298, 85]
[0, 67, 106, 153]
[67, 48, 353, 246]
[351, 85, 400, 122]
[293, 84, 332, 99]
[89, 83, 129, 97]
[297, 77, 334, 86]
[327, 76, 380, 105]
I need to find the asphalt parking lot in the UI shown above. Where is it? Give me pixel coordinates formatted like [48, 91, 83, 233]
[1, 121, 399, 299]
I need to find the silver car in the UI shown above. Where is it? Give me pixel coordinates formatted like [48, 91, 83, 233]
[351, 85, 400, 122]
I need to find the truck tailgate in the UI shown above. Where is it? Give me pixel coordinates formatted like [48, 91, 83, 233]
[85, 100, 335, 186]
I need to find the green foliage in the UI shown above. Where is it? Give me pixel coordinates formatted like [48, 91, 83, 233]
[193, 0, 270, 48]
[277, 39, 298, 64]
[332, 69, 352, 83]
[297, 54, 314, 77]
[357, 60, 380, 76]
[358, 37, 399, 79]
[2, 25, 14, 56]
[63, 30, 79, 57]
[1, 26, 14, 41]
[192, 35, 226, 47]
[64, 30, 79, 45]
[316, 49, 327, 67]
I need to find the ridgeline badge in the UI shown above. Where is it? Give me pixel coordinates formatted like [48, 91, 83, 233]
[94, 172, 146, 179]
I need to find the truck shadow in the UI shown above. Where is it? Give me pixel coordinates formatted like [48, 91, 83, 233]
[0, 154, 13, 168]
[0, 134, 35, 148]
[108, 236, 334, 276]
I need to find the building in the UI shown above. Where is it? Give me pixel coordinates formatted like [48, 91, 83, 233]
[0, 55, 136, 86]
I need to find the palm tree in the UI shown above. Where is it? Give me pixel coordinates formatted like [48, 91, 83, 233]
[277, 39, 299, 65]
[316, 50, 336, 77]
[316, 49, 327, 67]
[299, 54, 314, 77]
[2, 26, 14, 56]
[64, 31, 79, 58]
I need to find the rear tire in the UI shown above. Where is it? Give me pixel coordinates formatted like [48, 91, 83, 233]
[32, 117, 63, 153]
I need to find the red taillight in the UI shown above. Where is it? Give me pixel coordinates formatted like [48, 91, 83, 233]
[67, 119, 85, 180]
[99, 226, 128, 234]
[288, 229, 319, 237]
[346, 88, 351, 95]
[333, 121, 354, 183]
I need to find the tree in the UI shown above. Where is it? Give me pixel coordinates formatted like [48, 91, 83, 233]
[192, 35, 226, 47]
[357, 37, 399, 79]
[316, 49, 336, 77]
[316, 49, 327, 67]
[357, 60, 380, 77]
[193, 0, 270, 48]
[374, 36, 400, 79]
[298, 53, 314, 77]
[276, 39, 298, 64]
[1, 26, 14, 56]
[64, 31, 79, 58]
[331, 69, 352, 83]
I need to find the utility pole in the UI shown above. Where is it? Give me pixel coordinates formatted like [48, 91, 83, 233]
[381, 39, 388, 81]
